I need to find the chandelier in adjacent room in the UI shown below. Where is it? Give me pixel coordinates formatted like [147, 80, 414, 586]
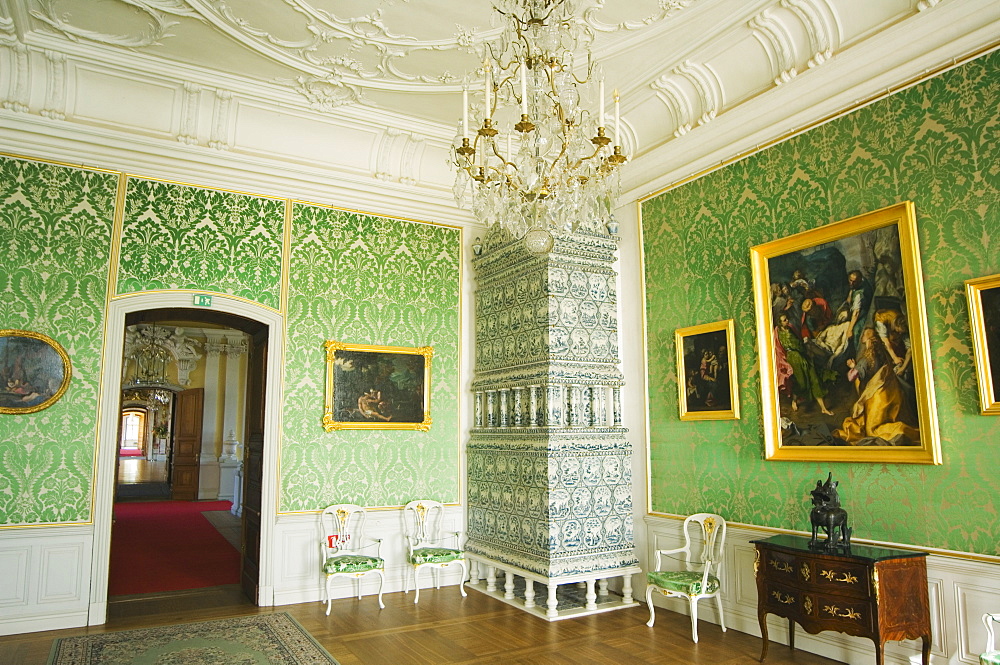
[123, 324, 172, 389]
[451, 0, 627, 253]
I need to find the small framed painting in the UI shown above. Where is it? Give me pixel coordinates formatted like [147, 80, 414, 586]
[965, 273, 1000, 415]
[675, 319, 740, 421]
[750, 202, 941, 464]
[323, 340, 433, 431]
[0, 329, 72, 414]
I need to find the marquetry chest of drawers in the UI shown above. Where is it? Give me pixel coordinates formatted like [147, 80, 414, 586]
[752, 535, 930, 665]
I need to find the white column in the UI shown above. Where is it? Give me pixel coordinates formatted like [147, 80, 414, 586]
[546, 582, 559, 618]
[622, 573, 634, 603]
[486, 566, 497, 592]
[218, 334, 246, 503]
[222, 334, 246, 455]
[198, 331, 226, 499]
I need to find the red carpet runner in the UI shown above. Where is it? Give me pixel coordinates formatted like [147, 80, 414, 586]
[118, 448, 144, 457]
[110, 500, 239, 596]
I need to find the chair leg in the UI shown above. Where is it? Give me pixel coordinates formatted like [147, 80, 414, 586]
[374, 570, 385, 610]
[413, 565, 422, 604]
[355, 577, 361, 601]
[325, 577, 333, 616]
[457, 559, 468, 597]
[404, 562, 410, 595]
[715, 593, 726, 632]
[645, 585, 656, 627]
[689, 597, 700, 643]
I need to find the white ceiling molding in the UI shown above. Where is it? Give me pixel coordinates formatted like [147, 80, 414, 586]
[1, 16, 30, 113]
[29, 0, 199, 48]
[582, 0, 696, 32]
[40, 48, 65, 120]
[748, 7, 799, 85]
[676, 60, 724, 127]
[1, 0, 997, 230]
[782, 0, 838, 68]
[651, 72, 694, 138]
[624, 0, 1000, 203]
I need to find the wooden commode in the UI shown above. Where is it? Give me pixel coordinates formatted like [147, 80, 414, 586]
[752, 535, 930, 665]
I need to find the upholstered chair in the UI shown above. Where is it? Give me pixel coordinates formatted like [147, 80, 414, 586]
[982, 613, 1000, 665]
[645, 512, 727, 643]
[319, 504, 385, 613]
[402, 499, 468, 604]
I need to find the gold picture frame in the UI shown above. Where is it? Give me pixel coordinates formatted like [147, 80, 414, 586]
[676, 319, 740, 421]
[323, 340, 433, 431]
[750, 202, 941, 463]
[0, 329, 72, 415]
[964, 273, 1000, 415]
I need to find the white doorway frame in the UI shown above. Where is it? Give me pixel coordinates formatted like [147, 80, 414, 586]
[89, 292, 283, 624]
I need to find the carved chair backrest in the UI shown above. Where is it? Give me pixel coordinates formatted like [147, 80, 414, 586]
[320, 503, 367, 556]
[680, 513, 727, 576]
[403, 499, 447, 549]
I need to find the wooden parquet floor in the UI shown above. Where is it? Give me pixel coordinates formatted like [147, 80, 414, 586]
[0, 585, 847, 664]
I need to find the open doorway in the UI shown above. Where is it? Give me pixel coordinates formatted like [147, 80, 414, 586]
[109, 307, 268, 600]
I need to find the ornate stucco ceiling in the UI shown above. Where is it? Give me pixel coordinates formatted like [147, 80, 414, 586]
[1, 0, 997, 212]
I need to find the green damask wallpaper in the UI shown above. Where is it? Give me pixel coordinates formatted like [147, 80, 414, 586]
[0, 155, 462, 526]
[642, 52, 999, 555]
[281, 203, 461, 510]
[117, 178, 284, 310]
[0, 156, 117, 524]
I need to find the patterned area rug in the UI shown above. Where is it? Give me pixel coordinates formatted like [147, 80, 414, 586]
[48, 613, 340, 665]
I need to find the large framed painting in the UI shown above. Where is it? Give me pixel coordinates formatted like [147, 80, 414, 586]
[323, 340, 433, 431]
[675, 319, 740, 421]
[749, 202, 941, 464]
[965, 273, 1000, 415]
[0, 329, 72, 414]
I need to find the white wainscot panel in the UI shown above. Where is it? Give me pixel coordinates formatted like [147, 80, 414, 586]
[0, 526, 93, 636]
[643, 515, 1000, 665]
[270, 506, 467, 608]
[70, 66, 179, 139]
[0, 547, 29, 606]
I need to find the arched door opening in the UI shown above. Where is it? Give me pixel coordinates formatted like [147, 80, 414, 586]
[109, 306, 269, 601]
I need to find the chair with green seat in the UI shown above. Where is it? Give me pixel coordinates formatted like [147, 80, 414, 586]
[983, 613, 1000, 665]
[319, 503, 385, 614]
[403, 499, 467, 604]
[645, 512, 727, 643]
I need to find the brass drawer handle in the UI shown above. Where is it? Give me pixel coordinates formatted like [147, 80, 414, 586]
[769, 560, 793, 573]
[820, 569, 858, 584]
[771, 590, 796, 604]
[824, 604, 862, 620]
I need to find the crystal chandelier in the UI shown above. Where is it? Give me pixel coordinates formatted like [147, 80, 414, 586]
[123, 324, 172, 389]
[452, 0, 627, 253]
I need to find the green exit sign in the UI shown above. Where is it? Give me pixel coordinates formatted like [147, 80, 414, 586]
[193, 294, 213, 307]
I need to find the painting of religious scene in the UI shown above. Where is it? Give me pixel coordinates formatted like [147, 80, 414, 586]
[323, 341, 433, 431]
[0, 329, 72, 414]
[965, 274, 1000, 414]
[750, 202, 941, 464]
[676, 319, 739, 421]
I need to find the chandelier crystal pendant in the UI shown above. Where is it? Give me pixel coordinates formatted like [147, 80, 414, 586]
[452, 0, 627, 253]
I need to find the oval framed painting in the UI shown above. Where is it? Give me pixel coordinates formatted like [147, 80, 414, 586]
[0, 329, 72, 414]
